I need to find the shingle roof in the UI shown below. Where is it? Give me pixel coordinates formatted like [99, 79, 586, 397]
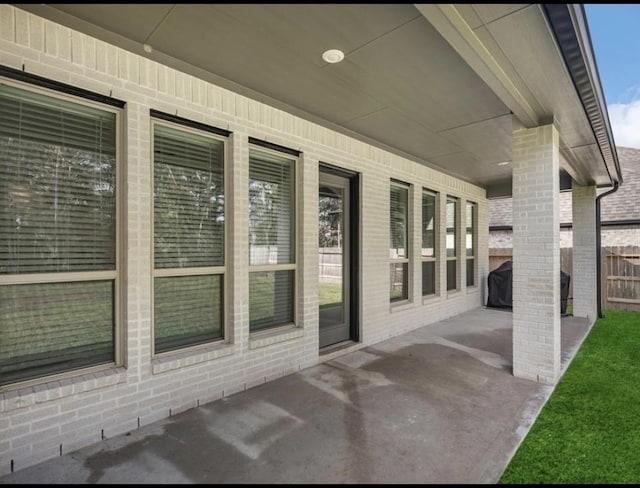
[489, 146, 640, 226]
[604, 147, 640, 221]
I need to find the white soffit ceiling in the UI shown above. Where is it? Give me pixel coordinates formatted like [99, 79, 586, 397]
[11, 3, 610, 189]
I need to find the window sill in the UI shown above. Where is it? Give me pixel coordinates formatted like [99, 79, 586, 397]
[249, 324, 304, 350]
[390, 300, 414, 312]
[152, 342, 235, 375]
[422, 293, 441, 305]
[0, 365, 126, 413]
[446, 290, 462, 298]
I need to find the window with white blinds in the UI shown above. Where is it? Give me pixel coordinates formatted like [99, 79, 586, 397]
[466, 201, 477, 287]
[0, 80, 120, 387]
[0, 84, 117, 273]
[152, 119, 226, 354]
[446, 196, 459, 291]
[422, 190, 438, 296]
[390, 181, 410, 302]
[249, 146, 296, 332]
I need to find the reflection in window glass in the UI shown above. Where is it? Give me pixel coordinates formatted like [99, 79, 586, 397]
[446, 196, 458, 291]
[153, 120, 226, 352]
[390, 185, 409, 259]
[0, 83, 119, 386]
[466, 201, 476, 287]
[390, 182, 410, 302]
[249, 147, 297, 331]
[422, 191, 437, 296]
[249, 150, 295, 266]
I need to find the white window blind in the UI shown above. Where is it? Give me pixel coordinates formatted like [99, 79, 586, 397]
[152, 121, 225, 354]
[154, 124, 224, 269]
[249, 150, 295, 265]
[422, 190, 437, 296]
[390, 182, 410, 302]
[0, 82, 118, 386]
[249, 147, 296, 331]
[466, 201, 476, 287]
[446, 196, 459, 291]
[390, 184, 408, 259]
[0, 83, 117, 274]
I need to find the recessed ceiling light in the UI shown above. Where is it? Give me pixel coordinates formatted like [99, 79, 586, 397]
[143, 43, 153, 53]
[322, 49, 344, 64]
[497, 161, 510, 166]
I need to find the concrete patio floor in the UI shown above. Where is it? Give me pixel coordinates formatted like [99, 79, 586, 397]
[0, 307, 592, 484]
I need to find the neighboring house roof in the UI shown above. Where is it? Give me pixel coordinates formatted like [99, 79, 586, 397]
[604, 147, 640, 221]
[489, 146, 640, 227]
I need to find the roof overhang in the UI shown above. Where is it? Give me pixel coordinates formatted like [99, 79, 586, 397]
[10, 4, 621, 195]
[542, 3, 622, 186]
[417, 4, 622, 193]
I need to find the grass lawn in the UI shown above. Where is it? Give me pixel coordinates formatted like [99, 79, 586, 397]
[319, 280, 342, 309]
[499, 310, 640, 484]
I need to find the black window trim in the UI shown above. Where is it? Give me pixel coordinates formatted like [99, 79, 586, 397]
[150, 109, 231, 137]
[248, 137, 301, 157]
[0, 64, 125, 108]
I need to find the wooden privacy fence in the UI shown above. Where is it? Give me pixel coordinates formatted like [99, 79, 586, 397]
[319, 247, 342, 282]
[604, 246, 640, 312]
[489, 246, 640, 313]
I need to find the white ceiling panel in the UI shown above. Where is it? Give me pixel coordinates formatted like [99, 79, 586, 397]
[14, 3, 611, 191]
[210, 4, 421, 69]
[427, 151, 513, 187]
[53, 3, 175, 43]
[340, 16, 509, 132]
[438, 114, 512, 164]
[343, 108, 463, 162]
[147, 4, 388, 124]
[473, 4, 531, 25]
[485, 5, 595, 147]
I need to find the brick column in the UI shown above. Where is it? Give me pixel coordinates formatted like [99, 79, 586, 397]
[512, 122, 561, 384]
[228, 129, 249, 352]
[457, 196, 465, 292]
[125, 102, 152, 380]
[412, 182, 423, 303]
[438, 192, 447, 297]
[572, 183, 597, 321]
[477, 200, 489, 304]
[299, 153, 320, 365]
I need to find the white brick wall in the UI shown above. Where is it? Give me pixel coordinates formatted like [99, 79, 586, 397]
[511, 123, 561, 385]
[490, 225, 640, 250]
[0, 5, 487, 475]
[572, 184, 597, 321]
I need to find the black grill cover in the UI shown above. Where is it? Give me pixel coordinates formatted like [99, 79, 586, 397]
[487, 260, 571, 314]
[487, 260, 513, 308]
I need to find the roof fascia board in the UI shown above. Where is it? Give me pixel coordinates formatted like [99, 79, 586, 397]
[541, 4, 622, 185]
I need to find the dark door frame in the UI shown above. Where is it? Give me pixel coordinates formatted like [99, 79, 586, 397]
[319, 162, 360, 345]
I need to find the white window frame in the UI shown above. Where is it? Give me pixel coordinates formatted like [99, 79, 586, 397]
[422, 189, 439, 297]
[150, 117, 229, 357]
[248, 142, 299, 333]
[0, 76, 123, 390]
[390, 180, 412, 304]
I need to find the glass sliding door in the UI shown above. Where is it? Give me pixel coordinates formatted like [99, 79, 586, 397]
[319, 171, 351, 348]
